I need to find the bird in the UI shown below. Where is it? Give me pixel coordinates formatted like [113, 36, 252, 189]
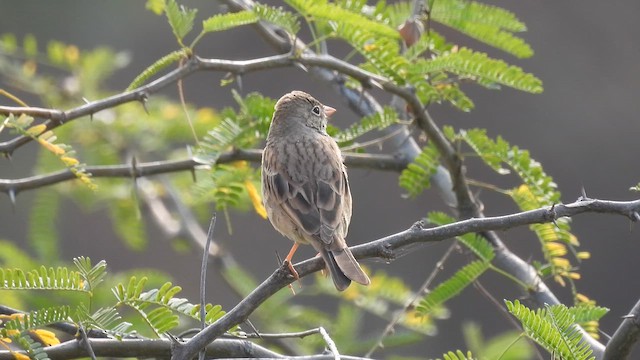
[261, 90, 371, 291]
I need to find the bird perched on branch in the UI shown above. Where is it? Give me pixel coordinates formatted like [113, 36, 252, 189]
[261, 90, 371, 291]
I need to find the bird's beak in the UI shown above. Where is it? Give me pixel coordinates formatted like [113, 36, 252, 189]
[323, 105, 336, 118]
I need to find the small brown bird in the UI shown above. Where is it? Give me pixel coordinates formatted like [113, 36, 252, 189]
[261, 91, 371, 291]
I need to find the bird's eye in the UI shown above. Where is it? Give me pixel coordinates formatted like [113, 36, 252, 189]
[312, 105, 321, 116]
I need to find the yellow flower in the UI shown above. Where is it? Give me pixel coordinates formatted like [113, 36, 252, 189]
[245, 180, 267, 219]
[31, 329, 60, 346]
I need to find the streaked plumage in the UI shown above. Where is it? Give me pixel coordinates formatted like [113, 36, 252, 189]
[261, 91, 370, 291]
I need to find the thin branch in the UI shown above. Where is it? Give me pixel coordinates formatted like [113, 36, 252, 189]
[0, 150, 404, 196]
[0, 338, 283, 360]
[199, 216, 217, 360]
[366, 241, 459, 357]
[172, 196, 638, 360]
[603, 297, 640, 360]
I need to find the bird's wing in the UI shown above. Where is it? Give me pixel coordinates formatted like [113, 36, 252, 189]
[262, 139, 349, 248]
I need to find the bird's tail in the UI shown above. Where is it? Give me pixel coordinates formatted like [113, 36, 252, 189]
[331, 247, 371, 289]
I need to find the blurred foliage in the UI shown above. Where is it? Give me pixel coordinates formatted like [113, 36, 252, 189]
[0, 0, 605, 358]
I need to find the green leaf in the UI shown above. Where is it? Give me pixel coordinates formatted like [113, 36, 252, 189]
[253, 4, 300, 35]
[3, 306, 71, 332]
[73, 256, 107, 292]
[415, 48, 542, 93]
[417, 260, 489, 316]
[165, 0, 197, 44]
[442, 350, 474, 360]
[4, 331, 50, 360]
[0, 266, 84, 292]
[399, 144, 440, 197]
[109, 198, 146, 251]
[76, 303, 132, 339]
[506, 300, 596, 360]
[427, 212, 494, 262]
[202, 10, 258, 34]
[287, 0, 398, 38]
[23, 34, 38, 58]
[146, 0, 166, 15]
[335, 106, 398, 145]
[126, 49, 188, 90]
[28, 190, 61, 261]
[432, 0, 532, 58]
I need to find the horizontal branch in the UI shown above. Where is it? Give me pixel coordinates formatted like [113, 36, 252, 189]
[0, 149, 404, 198]
[173, 196, 639, 360]
[0, 338, 281, 360]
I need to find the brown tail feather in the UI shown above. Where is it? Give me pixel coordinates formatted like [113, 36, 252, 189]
[320, 249, 351, 291]
[332, 248, 371, 286]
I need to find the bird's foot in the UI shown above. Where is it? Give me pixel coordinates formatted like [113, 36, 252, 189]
[284, 260, 301, 295]
[285, 260, 300, 280]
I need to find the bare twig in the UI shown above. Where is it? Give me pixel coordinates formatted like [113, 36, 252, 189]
[198, 216, 217, 360]
[366, 242, 459, 357]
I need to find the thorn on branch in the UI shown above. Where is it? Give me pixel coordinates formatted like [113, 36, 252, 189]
[292, 61, 308, 73]
[411, 219, 427, 231]
[548, 203, 559, 227]
[236, 74, 243, 93]
[187, 146, 197, 182]
[578, 186, 590, 201]
[139, 93, 149, 114]
[8, 188, 16, 207]
[130, 156, 139, 181]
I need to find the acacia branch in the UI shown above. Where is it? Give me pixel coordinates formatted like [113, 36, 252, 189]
[0, 338, 283, 360]
[173, 196, 639, 360]
[0, 149, 403, 197]
[604, 298, 640, 360]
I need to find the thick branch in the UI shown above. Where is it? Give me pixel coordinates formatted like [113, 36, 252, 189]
[604, 297, 640, 360]
[173, 196, 638, 360]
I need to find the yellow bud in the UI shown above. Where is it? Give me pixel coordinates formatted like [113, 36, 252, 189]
[61, 156, 79, 166]
[551, 257, 570, 269]
[576, 293, 591, 303]
[577, 251, 591, 260]
[568, 272, 581, 280]
[26, 124, 46, 136]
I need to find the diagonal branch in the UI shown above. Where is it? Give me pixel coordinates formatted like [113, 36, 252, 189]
[173, 196, 639, 360]
[603, 297, 640, 360]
